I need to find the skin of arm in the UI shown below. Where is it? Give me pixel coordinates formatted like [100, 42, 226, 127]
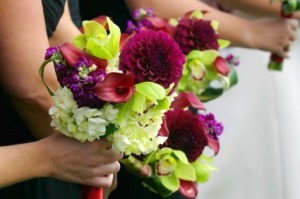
[0, 0, 59, 139]
[0, 1, 122, 197]
[0, 1, 80, 140]
[214, 0, 300, 18]
[125, 0, 299, 57]
[0, 133, 123, 188]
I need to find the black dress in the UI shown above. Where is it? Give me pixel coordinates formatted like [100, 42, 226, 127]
[79, 1, 187, 198]
[0, 0, 82, 198]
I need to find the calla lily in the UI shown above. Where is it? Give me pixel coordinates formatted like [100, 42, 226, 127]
[93, 72, 134, 102]
[171, 92, 205, 110]
[208, 136, 220, 156]
[178, 180, 198, 199]
[59, 42, 107, 69]
[213, 56, 230, 76]
[143, 16, 176, 36]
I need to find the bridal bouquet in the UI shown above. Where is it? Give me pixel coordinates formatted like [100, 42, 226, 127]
[126, 8, 239, 102]
[120, 92, 223, 198]
[40, 16, 185, 199]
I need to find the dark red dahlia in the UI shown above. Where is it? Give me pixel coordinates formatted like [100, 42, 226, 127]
[160, 109, 209, 162]
[174, 17, 219, 54]
[119, 29, 185, 89]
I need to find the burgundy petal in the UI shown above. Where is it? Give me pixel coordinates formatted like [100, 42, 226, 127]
[213, 56, 230, 76]
[171, 92, 205, 110]
[59, 42, 107, 69]
[208, 136, 220, 156]
[179, 180, 198, 199]
[93, 72, 135, 102]
[145, 16, 176, 36]
[120, 33, 134, 51]
[158, 116, 169, 137]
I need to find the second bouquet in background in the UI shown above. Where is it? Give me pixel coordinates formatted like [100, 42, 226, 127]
[126, 8, 239, 102]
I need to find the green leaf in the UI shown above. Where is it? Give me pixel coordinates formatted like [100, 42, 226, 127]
[103, 123, 117, 136]
[115, 98, 133, 127]
[131, 92, 146, 113]
[200, 50, 219, 65]
[135, 82, 166, 100]
[211, 20, 219, 30]
[199, 87, 224, 102]
[151, 98, 171, 112]
[39, 57, 59, 96]
[218, 39, 231, 49]
[190, 10, 204, 19]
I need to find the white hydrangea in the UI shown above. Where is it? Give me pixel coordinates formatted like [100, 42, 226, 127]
[108, 101, 169, 155]
[107, 123, 167, 156]
[48, 86, 173, 156]
[49, 86, 118, 142]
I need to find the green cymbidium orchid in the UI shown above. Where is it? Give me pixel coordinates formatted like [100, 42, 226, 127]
[73, 17, 121, 60]
[191, 154, 217, 183]
[177, 49, 238, 102]
[177, 49, 219, 93]
[145, 147, 196, 194]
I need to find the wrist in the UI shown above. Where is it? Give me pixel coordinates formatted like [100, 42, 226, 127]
[35, 137, 54, 178]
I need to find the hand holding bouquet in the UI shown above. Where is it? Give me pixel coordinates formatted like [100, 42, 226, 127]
[268, 0, 300, 71]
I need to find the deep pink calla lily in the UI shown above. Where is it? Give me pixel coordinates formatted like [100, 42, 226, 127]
[213, 56, 230, 76]
[144, 16, 176, 36]
[171, 92, 205, 110]
[179, 180, 198, 199]
[59, 42, 107, 69]
[93, 72, 135, 103]
[208, 136, 220, 156]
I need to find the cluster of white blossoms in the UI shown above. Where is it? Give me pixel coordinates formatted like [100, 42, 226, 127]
[49, 86, 119, 142]
[49, 86, 173, 155]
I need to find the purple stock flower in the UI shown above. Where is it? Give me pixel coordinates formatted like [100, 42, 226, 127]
[56, 55, 107, 108]
[119, 29, 185, 90]
[44, 46, 59, 60]
[226, 54, 240, 66]
[199, 113, 224, 140]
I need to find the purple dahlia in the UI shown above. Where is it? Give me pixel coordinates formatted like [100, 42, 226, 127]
[119, 29, 185, 89]
[174, 17, 219, 54]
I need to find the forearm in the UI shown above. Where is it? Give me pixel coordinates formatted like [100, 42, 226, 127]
[0, 0, 59, 139]
[125, 0, 254, 47]
[0, 141, 49, 188]
[215, 0, 281, 17]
